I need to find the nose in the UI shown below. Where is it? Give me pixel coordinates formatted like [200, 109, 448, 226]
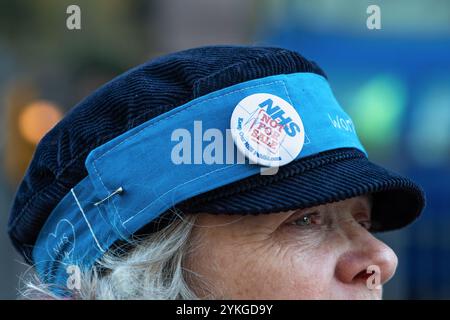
[335, 227, 398, 288]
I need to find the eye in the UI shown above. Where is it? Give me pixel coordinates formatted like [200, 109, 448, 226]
[359, 220, 372, 230]
[291, 212, 321, 227]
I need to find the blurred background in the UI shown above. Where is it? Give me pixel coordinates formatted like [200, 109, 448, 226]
[0, 0, 449, 299]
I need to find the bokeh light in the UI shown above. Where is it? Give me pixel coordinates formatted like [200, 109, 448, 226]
[407, 79, 450, 167]
[18, 100, 63, 145]
[349, 74, 407, 151]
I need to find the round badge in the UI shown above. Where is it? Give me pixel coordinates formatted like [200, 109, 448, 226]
[230, 93, 305, 167]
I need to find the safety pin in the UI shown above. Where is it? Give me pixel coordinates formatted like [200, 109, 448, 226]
[94, 187, 124, 206]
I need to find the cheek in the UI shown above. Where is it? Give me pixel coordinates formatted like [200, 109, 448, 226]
[253, 242, 337, 299]
[192, 237, 338, 299]
[185, 219, 342, 299]
[248, 227, 341, 299]
[184, 230, 267, 298]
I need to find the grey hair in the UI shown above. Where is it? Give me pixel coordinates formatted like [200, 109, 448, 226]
[20, 214, 211, 299]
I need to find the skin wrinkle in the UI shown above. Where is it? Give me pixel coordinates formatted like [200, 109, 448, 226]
[181, 223, 218, 298]
[185, 194, 398, 299]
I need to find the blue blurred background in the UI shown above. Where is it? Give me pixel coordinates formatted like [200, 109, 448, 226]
[0, 0, 449, 299]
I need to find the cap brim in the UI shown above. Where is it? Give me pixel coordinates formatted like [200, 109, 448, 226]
[181, 148, 425, 232]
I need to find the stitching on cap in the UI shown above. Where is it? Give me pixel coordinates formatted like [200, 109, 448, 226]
[11, 104, 183, 231]
[122, 164, 239, 226]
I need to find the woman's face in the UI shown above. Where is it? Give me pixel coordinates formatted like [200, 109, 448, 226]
[185, 195, 398, 299]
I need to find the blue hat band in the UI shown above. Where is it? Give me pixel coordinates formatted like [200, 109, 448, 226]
[33, 72, 366, 292]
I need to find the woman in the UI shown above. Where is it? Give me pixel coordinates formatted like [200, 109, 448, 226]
[8, 46, 425, 299]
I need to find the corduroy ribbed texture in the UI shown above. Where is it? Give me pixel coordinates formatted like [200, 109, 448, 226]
[8, 46, 327, 261]
[8, 45, 424, 264]
[179, 148, 424, 232]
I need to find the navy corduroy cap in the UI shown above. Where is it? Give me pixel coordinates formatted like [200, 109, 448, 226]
[9, 45, 425, 263]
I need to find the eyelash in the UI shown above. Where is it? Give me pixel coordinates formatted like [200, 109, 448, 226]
[358, 220, 372, 230]
[290, 212, 372, 230]
[290, 212, 321, 227]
